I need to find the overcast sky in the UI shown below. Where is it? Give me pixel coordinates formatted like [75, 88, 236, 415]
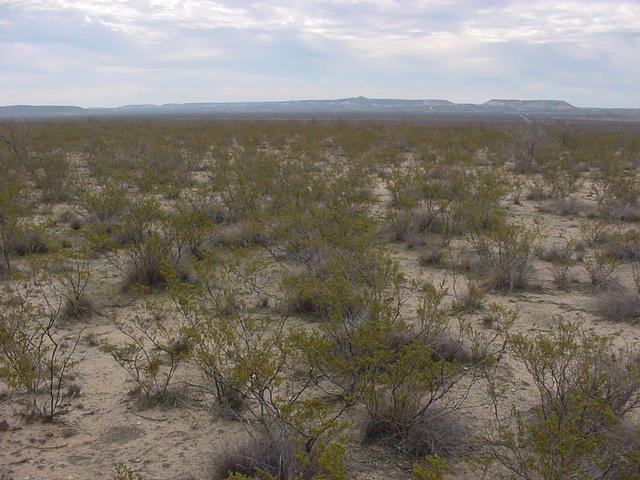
[1, 0, 639, 108]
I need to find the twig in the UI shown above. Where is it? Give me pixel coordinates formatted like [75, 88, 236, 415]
[29, 442, 68, 450]
[132, 412, 168, 422]
[191, 414, 200, 430]
[4, 457, 30, 466]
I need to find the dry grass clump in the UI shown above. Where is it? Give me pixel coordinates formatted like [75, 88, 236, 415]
[536, 198, 582, 217]
[601, 201, 640, 223]
[121, 261, 168, 291]
[10, 230, 48, 256]
[62, 293, 96, 320]
[451, 279, 486, 313]
[596, 290, 640, 321]
[213, 222, 268, 248]
[363, 404, 469, 458]
[431, 331, 489, 364]
[597, 230, 640, 262]
[539, 241, 575, 289]
[210, 429, 317, 480]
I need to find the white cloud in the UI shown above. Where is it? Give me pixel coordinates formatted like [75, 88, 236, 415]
[1, 0, 639, 106]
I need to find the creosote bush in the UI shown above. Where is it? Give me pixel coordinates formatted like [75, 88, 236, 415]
[488, 316, 640, 479]
[541, 240, 575, 289]
[468, 220, 542, 291]
[103, 307, 190, 405]
[583, 248, 622, 290]
[298, 273, 512, 458]
[0, 277, 83, 419]
[591, 156, 640, 221]
[113, 464, 146, 480]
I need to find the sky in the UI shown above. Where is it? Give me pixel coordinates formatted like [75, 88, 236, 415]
[1, 0, 639, 108]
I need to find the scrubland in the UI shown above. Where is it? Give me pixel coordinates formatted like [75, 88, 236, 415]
[1, 117, 640, 480]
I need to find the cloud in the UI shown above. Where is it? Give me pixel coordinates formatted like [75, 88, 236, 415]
[1, 0, 639, 106]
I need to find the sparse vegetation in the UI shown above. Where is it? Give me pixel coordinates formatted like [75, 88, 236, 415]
[1, 117, 640, 480]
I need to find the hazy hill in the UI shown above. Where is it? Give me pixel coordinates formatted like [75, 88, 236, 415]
[0, 105, 88, 118]
[483, 99, 576, 112]
[1, 97, 639, 120]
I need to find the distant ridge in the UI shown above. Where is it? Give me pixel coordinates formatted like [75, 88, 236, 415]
[1, 97, 639, 120]
[484, 99, 576, 111]
[0, 105, 87, 118]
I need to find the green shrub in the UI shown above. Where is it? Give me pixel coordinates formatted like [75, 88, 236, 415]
[488, 316, 640, 479]
[0, 170, 29, 271]
[113, 464, 146, 480]
[29, 151, 71, 203]
[75, 181, 129, 227]
[0, 277, 83, 419]
[591, 157, 640, 221]
[541, 241, 575, 289]
[467, 220, 542, 291]
[103, 309, 190, 405]
[583, 249, 622, 289]
[298, 273, 511, 458]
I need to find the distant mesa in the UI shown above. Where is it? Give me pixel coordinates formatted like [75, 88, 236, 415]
[0, 105, 88, 118]
[484, 99, 576, 111]
[0, 97, 638, 120]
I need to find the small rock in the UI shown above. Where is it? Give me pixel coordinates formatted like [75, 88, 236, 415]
[60, 427, 79, 438]
[0, 419, 10, 432]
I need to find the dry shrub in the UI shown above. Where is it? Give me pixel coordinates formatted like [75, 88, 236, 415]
[419, 248, 444, 267]
[550, 262, 573, 289]
[62, 294, 96, 320]
[431, 331, 488, 365]
[363, 404, 469, 458]
[213, 222, 268, 248]
[122, 260, 168, 291]
[603, 201, 640, 222]
[10, 230, 48, 256]
[596, 288, 640, 322]
[536, 198, 582, 216]
[210, 429, 317, 480]
[583, 252, 622, 290]
[451, 279, 486, 313]
[539, 241, 575, 289]
[491, 317, 640, 479]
